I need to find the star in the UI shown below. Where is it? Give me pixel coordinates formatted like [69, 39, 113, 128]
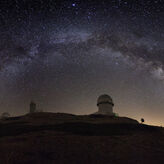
[72, 3, 76, 7]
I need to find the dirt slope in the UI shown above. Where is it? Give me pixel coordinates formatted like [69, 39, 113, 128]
[0, 113, 164, 164]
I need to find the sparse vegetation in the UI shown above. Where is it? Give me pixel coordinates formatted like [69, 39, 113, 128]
[141, 118, 145, 124]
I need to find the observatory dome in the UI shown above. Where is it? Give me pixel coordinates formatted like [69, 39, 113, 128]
[97, 94, 114, 106]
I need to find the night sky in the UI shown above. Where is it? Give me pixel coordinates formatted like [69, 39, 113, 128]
[0, 0, 164, 125]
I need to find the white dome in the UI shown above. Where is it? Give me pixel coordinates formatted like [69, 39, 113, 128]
[97, 94, 114, 106]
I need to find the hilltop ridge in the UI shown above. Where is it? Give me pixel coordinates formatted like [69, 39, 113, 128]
[0, 112, 164, 164]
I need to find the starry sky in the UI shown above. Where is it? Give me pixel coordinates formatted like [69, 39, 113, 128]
[0, 0, 164, 125]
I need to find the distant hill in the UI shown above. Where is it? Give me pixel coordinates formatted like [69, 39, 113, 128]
[0, 112, 164, 164]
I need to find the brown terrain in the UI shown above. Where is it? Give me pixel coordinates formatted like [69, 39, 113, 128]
[0, 112, 164, 164]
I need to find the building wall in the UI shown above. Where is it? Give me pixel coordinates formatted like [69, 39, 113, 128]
[98, 103, 113, 115]
[30, 104, 36, 113]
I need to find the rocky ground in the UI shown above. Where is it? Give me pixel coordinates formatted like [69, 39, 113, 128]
[0, 112, 164, 164]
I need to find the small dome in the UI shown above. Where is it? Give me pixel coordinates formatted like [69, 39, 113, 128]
[97, 94, 114, 106]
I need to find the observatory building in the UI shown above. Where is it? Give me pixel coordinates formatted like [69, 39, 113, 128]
[94, 94, 115, 116]
[30, 101, 36, 113]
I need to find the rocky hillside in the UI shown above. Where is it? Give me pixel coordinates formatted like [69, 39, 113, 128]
[0, 113, 164, 164]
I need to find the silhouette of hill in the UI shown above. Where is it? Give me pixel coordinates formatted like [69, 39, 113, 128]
[0, 112, 164, 164]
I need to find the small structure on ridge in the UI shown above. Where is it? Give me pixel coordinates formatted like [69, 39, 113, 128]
[94, 94, 115, 116]
[30, 101, 36, 113]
